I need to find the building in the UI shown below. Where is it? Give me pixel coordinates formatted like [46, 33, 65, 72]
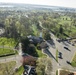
[27, 35, 43, 44]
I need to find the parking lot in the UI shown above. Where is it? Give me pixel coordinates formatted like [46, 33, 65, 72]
[45, 32, 76, 75]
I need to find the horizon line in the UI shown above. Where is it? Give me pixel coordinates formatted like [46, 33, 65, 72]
[0, 2, 76, 9]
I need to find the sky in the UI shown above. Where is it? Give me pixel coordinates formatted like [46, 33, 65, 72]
[0, 0, 76, 8]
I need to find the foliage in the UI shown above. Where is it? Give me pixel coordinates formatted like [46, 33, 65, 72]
[36, 48, 46, 57]
[59, 25, 63, 34]
[43, 30, 51, 40]
[56, 70, 58, 75]
[0, 48, 15, 56]
[0, 37, 17, 47]
[21, 37, 30, 50]
[36, 57, 52, 75]
[31, 24, 40, 36]
[14, 66, 24, 75]
[56, 50, 58, 62]
[0, 61, 16, 75]
[0, 7, 76, 39]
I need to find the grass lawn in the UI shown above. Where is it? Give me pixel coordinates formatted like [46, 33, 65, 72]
[0, 61, 16, 75]
[0, 37, 17, 47]
[31, 24, 40, 36]
[0, 48, 15, 56]
[36, 48, 47, 57]
[15, 66, 24, 75]
[56, 50, 58, 62]
[71, 52, 76, 67]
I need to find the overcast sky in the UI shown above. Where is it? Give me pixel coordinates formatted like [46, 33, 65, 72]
[0, 0, 76, 8]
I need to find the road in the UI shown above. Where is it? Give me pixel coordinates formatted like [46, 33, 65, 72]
[0, 43, 22, 68]
[39, 21, 76, 74]
[43, 32, 76, 75]
[0, 55, 22, 68]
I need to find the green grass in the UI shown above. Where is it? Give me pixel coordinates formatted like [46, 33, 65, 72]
[0, 61, 16, 75]
[56, 70, 58, 75]
[54, 16, 76, 38]
[0, 48, 15, 56]
[0, 37, 17, 47]
[56, 50, 58, 62]
[36, 48, 47, 57]
[15, 66, 24, 75]
[31, 24, 40, 36]
[71, 53, 76, 67]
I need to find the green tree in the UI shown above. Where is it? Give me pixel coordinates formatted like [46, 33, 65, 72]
[59, 25, 63, 34]
[43, 30, 51, 40]
[36, 57, 52, 75]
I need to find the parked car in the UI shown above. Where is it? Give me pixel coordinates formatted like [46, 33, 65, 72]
[66, 61, 71, 65]
[64, 47, 71, 51]
[72, 44, 74, 46]
[56, 39, 61, 43]
[64, 47, 69, 50]
[58, 52, 62, 59]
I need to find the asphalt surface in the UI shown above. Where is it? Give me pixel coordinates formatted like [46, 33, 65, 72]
[44, 32, 76, 75]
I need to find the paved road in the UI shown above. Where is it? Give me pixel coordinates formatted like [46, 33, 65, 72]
[0, 43, 22, 68]
[0, 55, 22, 68]
[43, 32, 76, 75]
[38, 22, 76, 74]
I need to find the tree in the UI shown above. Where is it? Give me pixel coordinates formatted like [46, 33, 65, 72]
[59, 25, 63, 34]
[4, 18, 10, 37]
[36, 57, 52, 75]
[43, 30, 51, 40]
[4, 18, 10, 28]
[15, 21, 21, 34]
[21, 37, 30, 52]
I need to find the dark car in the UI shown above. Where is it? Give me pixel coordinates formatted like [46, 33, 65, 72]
[58, 52, 62, 59]
[64, 47, 71, 51]
[64, 47, 69, 50]
[66, 61, 71, 65]
[72, 44, 74, 46]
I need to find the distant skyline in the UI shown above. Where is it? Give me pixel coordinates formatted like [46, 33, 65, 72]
[0, 0, 76, 8]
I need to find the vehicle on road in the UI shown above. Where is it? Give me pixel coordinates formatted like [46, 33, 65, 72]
[72, 43, 74, 46]
[58, 52, 62, 59]
[66, 61, 71, 65]
[56, 39, 61, 43]
[64, 46, 71, 51]
[64, 47, 69, 50]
